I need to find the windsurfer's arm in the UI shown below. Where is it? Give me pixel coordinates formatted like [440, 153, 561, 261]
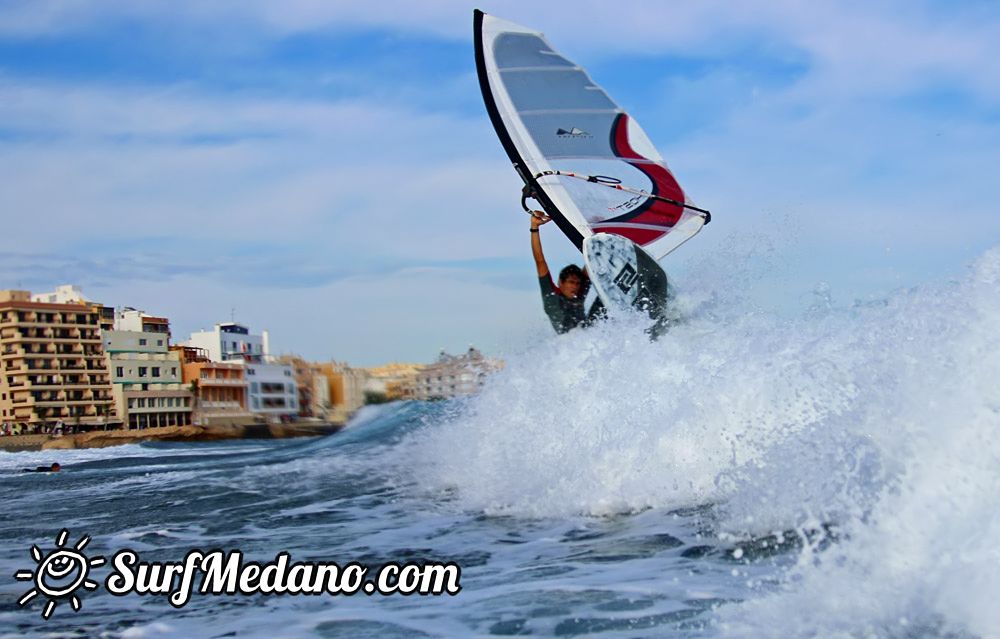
[530, 212, 551, 277]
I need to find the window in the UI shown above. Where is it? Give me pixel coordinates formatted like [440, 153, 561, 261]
[157, 339, 163, 346]
[138, 367, 147, 377]
[139, 338, 147, 346]
[116, 366, 124, 377]
[137, 398, 146, 407]
[250, 382, 259, 394]
[152, 367, 160, 378]
[171, 367, 177, 377]
[283, 370, 291, 377]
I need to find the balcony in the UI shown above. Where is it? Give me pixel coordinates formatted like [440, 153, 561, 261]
[199, 377, 245, 386]
[26, 363, 58, 372]
[199, 401, 243, 409]
[41, 337, 91, 345]
[58, 383, 97, 391]
[4, 318, 97, 329]
[53, 352, 87, 359]
[26, 380, 63, 390]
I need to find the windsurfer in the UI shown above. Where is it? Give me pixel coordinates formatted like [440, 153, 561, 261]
[530, 212, 605, 333]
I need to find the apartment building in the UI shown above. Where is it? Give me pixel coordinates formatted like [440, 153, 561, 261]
[0, 290, 116, 429]
[175, 346, 253, 426]
[244, 361, 298, 422]
[184, 322, 296, 423]
[312, 362, 368, 421]
[186, 322, 268, 363]
[275, 355, 315, 418]
[410, 347, 503, 400]
[104, 310, 192, 429]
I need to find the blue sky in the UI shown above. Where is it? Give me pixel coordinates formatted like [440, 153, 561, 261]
[1, 1, 998, 365]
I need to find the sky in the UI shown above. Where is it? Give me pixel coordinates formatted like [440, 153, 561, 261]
[1, 1, 998, 366]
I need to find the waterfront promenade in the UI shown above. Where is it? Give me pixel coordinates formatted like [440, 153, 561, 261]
[0, 421, 344, 452]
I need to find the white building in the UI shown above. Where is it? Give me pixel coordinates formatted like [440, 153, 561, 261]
[186, 323, 268, 363]
[410, 347, 504, 400]
[185, 322, 296, 422]
[32, 284, 115, 329]
[244, 362, 298, 421]
[31, 284, 88, 304]
[104, 311, 192, 429]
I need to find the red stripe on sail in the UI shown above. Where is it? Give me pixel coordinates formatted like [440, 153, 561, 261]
[604, 114, 685, 245]
[592, 226, 662, 245]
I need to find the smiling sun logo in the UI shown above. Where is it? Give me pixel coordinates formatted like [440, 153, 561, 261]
[14, 529, 105, 619]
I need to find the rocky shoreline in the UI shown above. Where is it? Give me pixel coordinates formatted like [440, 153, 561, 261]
[0, 421, 344, 452]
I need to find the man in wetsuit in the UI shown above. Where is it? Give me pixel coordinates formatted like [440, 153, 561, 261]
[530, 212, 603, 333]
[21, 462, 60, 473]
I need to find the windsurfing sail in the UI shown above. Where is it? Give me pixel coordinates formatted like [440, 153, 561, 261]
[474, 10, 710, 261]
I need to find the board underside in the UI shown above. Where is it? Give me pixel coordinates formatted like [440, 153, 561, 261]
[584, 233, 670, 331]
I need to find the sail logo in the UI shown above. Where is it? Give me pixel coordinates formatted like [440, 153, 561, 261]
[614, 264, 638, 293]
[556, 127, 591, 138]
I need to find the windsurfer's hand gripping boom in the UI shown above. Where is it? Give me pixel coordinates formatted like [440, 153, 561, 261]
[529, 211, 551, 277]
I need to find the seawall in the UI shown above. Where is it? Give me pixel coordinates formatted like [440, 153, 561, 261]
[0, 421, 344, 452]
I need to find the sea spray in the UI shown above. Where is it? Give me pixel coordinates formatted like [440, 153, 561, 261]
[716, 247, 1000, 637]
[407, 246, 1000, 635]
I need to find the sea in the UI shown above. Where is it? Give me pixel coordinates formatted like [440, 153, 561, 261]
[1, 247, 998, 638]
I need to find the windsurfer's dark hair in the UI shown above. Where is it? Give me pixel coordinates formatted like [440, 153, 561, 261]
[558, 264, 584, 283]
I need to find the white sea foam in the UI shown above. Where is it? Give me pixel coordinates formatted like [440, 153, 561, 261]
[715, 247, 1000, 637]
[409, 246, 1000, 635]
[0, 443, 150, 471]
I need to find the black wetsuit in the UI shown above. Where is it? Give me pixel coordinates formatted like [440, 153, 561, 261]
[539, 274, 605, 334]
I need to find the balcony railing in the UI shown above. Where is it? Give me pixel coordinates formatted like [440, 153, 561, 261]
[200, 401, 243, 409]
[199, 377, 245, 385]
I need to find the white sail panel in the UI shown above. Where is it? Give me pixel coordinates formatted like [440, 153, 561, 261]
[475, 11, 708, 260]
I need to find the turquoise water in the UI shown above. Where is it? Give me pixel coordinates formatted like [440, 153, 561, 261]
[2, 247, 998, 637]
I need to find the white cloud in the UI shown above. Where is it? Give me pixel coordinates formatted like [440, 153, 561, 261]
[0, 79, 526, 262]
[4, 0, 998, 101]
